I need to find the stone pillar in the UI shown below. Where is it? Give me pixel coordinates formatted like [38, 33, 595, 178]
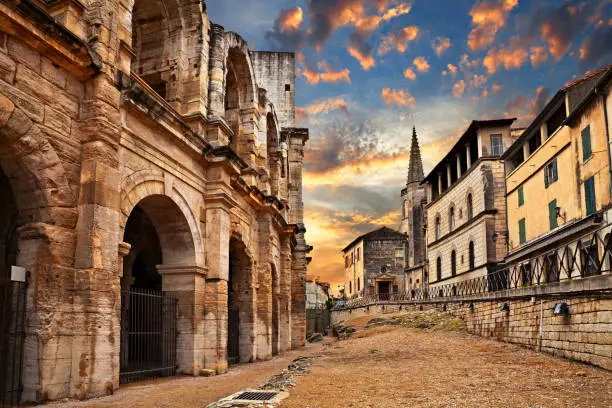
[437, 173, 442, 194]
[203, 172, 236, 373]
[118, 242, 132, 384]
[207, 24, 226, 118]
[456, 153, 462, 178]
[523, 142, 530, 160]
[466, 143, 472, 168]
[239, 107, 260, 168]
[256, 213, 273, 360]
[446, 164, 452, 186]
[279, 236, 292, 352]
[158, 264, 207, 375]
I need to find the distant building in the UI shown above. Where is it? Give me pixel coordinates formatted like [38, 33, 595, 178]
[342, 227, 407, 299]
[502, 65, 612, 279]
[399, 127, 427, 293]
[305, 277, 330, 309]
[423, 118, 517, 294]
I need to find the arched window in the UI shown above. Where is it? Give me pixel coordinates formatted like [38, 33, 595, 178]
[451, 250, 457, 276]
[435, 216, 441, 239]
[469, 241, 475, 270]
[467, 194, 473, 221]
[436, 257, 442, 281]
[349, 281, 352, 294]
[357, 277, 361, 292]
[449, 207, 456, 231]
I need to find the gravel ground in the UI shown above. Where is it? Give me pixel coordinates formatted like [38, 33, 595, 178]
[280, 318, 612, 408]
[43, 344, 325, 408]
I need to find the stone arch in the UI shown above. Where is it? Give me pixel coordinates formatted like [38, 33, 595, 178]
[120, 171, 204, 267]
[0, 93, 76, 228]
[129, 0, 188, 101]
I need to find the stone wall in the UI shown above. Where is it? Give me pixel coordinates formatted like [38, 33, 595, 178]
[331, 286, 612, 371]
[364, 238, 405, 295]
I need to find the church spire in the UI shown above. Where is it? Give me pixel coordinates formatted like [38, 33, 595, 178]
[407, 126, 424, 185]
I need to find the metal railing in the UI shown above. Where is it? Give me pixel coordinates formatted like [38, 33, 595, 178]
[337, 223, 612, 310]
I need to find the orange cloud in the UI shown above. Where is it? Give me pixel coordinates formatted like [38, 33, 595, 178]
[459, 54, 480, 71]
[540, 22, 570, 60]
[470, 74, 488, 88]
[447, 63, 458, 76]
[529, 45, 548, 67]
[303, 97, 349, 116]
[381, 88, 416, 108]
[452, 80, 466, 98]
[432, 36, 451, 56]
[378, 26, 419, 55]
[413, 56, 430, 73]
[468, 0, 518, 51]
[278, 6, 303, 33]
[301, 61, 352, 84]
[403, 67, 416, 80]
[483, 39, 528, 74]
[491, 83, 503, 93]
[348, 45, 376, 70]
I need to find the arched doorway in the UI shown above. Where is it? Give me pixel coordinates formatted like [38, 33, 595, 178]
[0, 165, 26, 405]
[120, 194, 196, 383]
[228, 237, 255, 364]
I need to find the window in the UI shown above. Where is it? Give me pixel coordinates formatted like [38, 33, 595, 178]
[345, 256, 349, 268]
[490, 134, 503, 156]
[357, 278, 360, 292]
[436, 257, 442, 281]
[549, 199, 558, 230]
[349, 281, 352, 294]
[545, 254, 559, 283]
[285, 84, 291, 91]
[544, 158, 558, 188]
[449, 207, 456, 231]
[518, 218, 526, 244]
[395, 248, 404, 266]
[581, 125, 592, 162]
[350, 253, 354, 266]
[467, 194, 473, 220]
[435, 216, 441, 239]
[451, 250, 457, 276]
[581, 240, 600, 277]
[585, 176, 596, 216]
[468, 241, 475, 270]
[528, 134, 541, 155]
[356, 248, 360, 261]
[518, 186, 524, 207]
[546, 103, 566, 138]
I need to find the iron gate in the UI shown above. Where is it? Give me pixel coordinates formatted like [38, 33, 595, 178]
[120, 288, 178, 384]
[0, 278, 27, 407]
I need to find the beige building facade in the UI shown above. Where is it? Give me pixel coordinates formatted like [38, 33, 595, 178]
[0, 0, 308, 403]
[424, 119, 515, 293]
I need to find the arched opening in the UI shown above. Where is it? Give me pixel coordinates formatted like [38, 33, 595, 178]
[120, 194, 196, 383]
[435, 216, 441, 240]
[468, 241, 475, 270]
[449, 207, 455, 231]
[131, 0, 177, 99]
[0, 165, 23, 405]
[467, 194, 473, 221]
[224, 48, 255, 148]
[451, 250, 457, 276]
[271, 263, 279, 356]
[228, 237, 254, 364]
[225, 57, 241, 139]
[436, 256, 442, 281]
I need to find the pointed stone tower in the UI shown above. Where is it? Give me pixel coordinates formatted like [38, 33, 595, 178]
[399, 126, 427, 291]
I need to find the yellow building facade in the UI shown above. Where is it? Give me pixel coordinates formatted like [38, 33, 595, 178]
[503, 66, 612, 272]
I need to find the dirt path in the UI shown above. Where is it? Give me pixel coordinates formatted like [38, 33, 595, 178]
[44, 343, 324, 408]
[280, 326, 612, 408]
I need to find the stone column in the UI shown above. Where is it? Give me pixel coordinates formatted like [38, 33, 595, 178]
[239, 107, 260, 168]
[158, 264, 207, 375]
[207, 24, 226, 118]
[118, 242, 132, 384]
[256, 213, 273, 360]
[437, 173, 442, 195]
[279, 235, 292, 352]
[446, 164, 452, 186]
[466, 143, 472, 168]
[456, 153, 462, 178]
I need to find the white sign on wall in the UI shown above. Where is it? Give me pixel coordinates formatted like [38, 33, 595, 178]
[11, 266, 26, 282]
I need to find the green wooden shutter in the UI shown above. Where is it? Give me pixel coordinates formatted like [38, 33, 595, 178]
[519, 218, 526, 244]
[548, 199, 558, 230]
[582, 125, 592, 162]
[585, 176, 596, 216]
[552, 158, 558, 182]
[518, 186, 524, 207]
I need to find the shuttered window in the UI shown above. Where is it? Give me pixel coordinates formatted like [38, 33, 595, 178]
[544, 158, 558, 188]
[518, 186, 524, 207]
[518, 218, 526, 244]
[581, 125, 592, 162]
[549, 199, 558, 230]
[585, 176, 596, 216]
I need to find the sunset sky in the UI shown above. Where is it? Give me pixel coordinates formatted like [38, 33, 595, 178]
[208, 0, 612, 292]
